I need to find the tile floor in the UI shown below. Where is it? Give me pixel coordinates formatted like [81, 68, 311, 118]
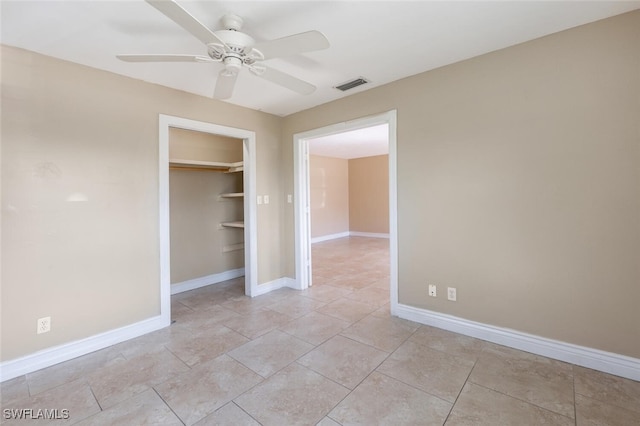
[2, 237, 639, 425]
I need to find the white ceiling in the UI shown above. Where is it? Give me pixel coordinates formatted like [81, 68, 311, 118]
[309, 124, 388, 159]
[2, 1, 638, 117]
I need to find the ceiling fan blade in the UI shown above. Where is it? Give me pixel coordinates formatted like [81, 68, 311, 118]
[213, 70, 238, 99]
[257, 66, 316, 95]
[253, 30, 329, 60]
[146, 0, 226, 46]
[117, 54, 213, 63]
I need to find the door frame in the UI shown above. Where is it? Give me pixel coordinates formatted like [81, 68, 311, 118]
[293, 110, 398, 312]
[158, 114, 258, 325]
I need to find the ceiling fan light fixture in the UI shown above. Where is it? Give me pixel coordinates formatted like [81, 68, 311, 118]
[222, 56, 242, 75]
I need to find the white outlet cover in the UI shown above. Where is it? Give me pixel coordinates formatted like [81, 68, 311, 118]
[447, 287, 457, 301]
[428, 284, 437, 297]
[264, 195, 270, 204]
[257, 195, 263, 205]
[37, 316, 51, 334]
[287, 194, 292, 203]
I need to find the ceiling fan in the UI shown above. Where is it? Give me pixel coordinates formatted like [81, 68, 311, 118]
[117, 0, 329, 99]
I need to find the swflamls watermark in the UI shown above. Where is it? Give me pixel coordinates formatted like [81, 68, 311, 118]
[3, 408, 70, 420]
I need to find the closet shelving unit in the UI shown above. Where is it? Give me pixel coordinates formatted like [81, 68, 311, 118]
[219, 192, 244, 199]
[169, 158, 245, 230]
[169, 159, 243, 172]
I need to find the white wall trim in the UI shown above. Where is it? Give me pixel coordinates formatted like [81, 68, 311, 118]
[395, 303, 640, 382]
[0, 315, 167, 382]
[311, 231, 390, 244]
[349, 232, 390, 239]
[252, 277, 299, 296]
[170, 268, 245, 295]
[311, 232, 350, 244]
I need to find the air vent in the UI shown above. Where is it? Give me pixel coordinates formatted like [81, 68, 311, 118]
[334, 77, 370, 92]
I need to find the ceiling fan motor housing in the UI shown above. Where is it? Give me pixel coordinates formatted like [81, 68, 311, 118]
[208, 28, 264, 68]
[216, 30, 254, 54]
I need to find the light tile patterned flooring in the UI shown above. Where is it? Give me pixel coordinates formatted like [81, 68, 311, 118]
[2, 237, 639, 425]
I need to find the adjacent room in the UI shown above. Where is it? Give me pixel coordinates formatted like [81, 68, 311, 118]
[1, 1, 639, 424]
[308, 123, 390, 291]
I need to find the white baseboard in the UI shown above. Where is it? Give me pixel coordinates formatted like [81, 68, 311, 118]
[394, 303, 640, 382]
[253, 277, 298, 296]
[311, 231, 390, 244]
[349, 231, 390, 239]
[170, 268, 245, 295]
[0, 315, 169, 383]
[311, 232, 350, 244]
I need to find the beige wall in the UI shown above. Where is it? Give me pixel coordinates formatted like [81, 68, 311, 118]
[283, 11, 640, 358]
[1, 45, 283, 361]
[169, 170, 244, 283]
[169, 130, 244, 284]
[349, 155, 389, 234]
[309, 155, 349, 238]
[310, 154, 389, 237]
[1, 10, 639, 365]
[169, 128, 243, 163]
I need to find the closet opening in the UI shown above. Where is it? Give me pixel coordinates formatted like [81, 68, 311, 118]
[169, 128, 245, 295]
[158, 115, 258, 326]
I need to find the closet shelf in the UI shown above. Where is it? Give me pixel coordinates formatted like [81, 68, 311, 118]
[169, 159, 243, 172]
[225, 165, 243, 173]
[220, 192, 244, 198]
[220, 221, 245, 229]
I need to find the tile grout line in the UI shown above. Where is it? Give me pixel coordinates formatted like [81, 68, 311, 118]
[467, 380, 577, 421]
[572, 373, 640, 417]
[292, 335, 394, 394]
[151, 387, 186, 426]
[373, 369, 454, 407]
[442, 357, 479, 424]
[573, 366, 577, 426]
[87, 382, 104, 413]
[231, 401, 264, 426]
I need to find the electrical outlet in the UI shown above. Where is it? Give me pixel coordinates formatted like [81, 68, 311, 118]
[257, 195, 263, 205]
[428, 284, 437, 297]
[264, 195, 270, 204]
[447, 287, 457, 301]
[37, 316, 51, 334]
[287, 194, 292, 203]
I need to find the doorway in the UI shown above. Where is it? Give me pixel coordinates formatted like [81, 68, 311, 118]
[293, 110, 398, 313]
[158, 114, 258, 326]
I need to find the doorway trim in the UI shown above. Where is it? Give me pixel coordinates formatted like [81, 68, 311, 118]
[293, 110, 398, 312]
[158, 114, 258, 325]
